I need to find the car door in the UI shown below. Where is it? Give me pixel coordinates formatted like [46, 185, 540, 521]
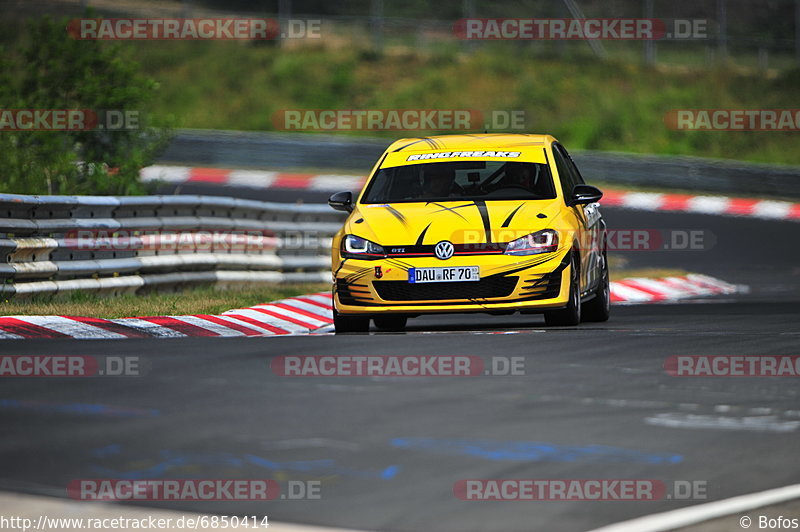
[553, 142, 602, 295]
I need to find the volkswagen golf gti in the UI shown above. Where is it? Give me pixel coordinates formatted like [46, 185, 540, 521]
[328, 134, 609, 332]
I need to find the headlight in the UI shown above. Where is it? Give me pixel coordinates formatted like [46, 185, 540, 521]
[504, 229, 559, 255]
[342, 235, 385, 259]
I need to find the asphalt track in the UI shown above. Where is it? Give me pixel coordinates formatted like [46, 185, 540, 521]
[1, 190, 799, 531]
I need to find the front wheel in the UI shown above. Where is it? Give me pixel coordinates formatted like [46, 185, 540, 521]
[333, 309, 370, 333]
[544, 252, 581, 326]
[582, 252, 610, 322]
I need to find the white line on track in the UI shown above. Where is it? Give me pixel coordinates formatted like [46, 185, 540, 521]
[587, 483, 800, 532]
[644, 413, 800, 433]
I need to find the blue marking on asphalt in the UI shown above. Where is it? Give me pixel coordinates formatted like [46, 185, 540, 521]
[90, 447, 400, 480]
[0, 399, 159, 418]
[381, 465, 401, 479]
[390, 438, 682, 464]
[91, 444, 122, 458]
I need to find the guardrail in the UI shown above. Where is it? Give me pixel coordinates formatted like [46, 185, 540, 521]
[160, 130, 800, 199]
[0, 193, 345, 299]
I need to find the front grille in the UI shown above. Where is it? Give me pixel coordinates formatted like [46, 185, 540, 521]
[373, 276, 518, 301]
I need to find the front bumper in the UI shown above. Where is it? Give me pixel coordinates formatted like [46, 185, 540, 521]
[334, 247, 572, 315]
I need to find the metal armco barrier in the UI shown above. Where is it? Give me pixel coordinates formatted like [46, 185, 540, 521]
[0, 194, 345, 298]
[160, 130, 800, 199]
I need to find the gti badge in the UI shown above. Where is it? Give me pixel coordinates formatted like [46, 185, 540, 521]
[374, 266, 383, 278]
[434, 241, 455, 260]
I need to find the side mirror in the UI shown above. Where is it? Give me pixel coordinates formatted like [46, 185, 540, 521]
[569, 184, 603, 206]
[328, 191, 354, 213]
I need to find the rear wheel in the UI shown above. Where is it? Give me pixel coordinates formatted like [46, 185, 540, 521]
[582, 251, 610, 322]
[333, 309, 370, 333]
[544, 252, 581, 326]
[373, 315, 408, 331]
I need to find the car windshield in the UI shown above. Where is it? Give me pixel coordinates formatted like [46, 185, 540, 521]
[361, 161, 557, 203]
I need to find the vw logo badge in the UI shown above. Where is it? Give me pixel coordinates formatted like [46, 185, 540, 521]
[434, 241, 455, 260]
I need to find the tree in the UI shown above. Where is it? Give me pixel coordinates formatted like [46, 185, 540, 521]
[0, 14, 171, 195]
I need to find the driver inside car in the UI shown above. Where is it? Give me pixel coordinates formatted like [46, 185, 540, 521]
[499, 162, 535, 191]
[422, 166, 457, 198]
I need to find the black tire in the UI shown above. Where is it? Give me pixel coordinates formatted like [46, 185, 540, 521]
[333, 308, 370, 333]
[544, 251, 581, 326]
[582, 251, 610, 322]
[373, 315, 408, 331]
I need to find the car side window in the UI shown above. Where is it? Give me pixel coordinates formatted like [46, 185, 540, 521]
[559, 146, 585, 186]
[552, 143, 576, 201]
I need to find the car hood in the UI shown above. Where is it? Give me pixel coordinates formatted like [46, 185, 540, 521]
[346, 200, 565, 245]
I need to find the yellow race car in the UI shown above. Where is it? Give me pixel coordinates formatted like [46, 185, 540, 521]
[328, 134, 609, 332]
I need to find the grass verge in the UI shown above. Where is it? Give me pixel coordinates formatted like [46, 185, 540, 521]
[0, 283, 330, 319]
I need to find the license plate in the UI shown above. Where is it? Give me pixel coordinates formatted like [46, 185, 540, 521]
[408, 266, 480, 283]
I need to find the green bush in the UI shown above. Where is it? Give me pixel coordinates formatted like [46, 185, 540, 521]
[0, 14, 171, 196]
